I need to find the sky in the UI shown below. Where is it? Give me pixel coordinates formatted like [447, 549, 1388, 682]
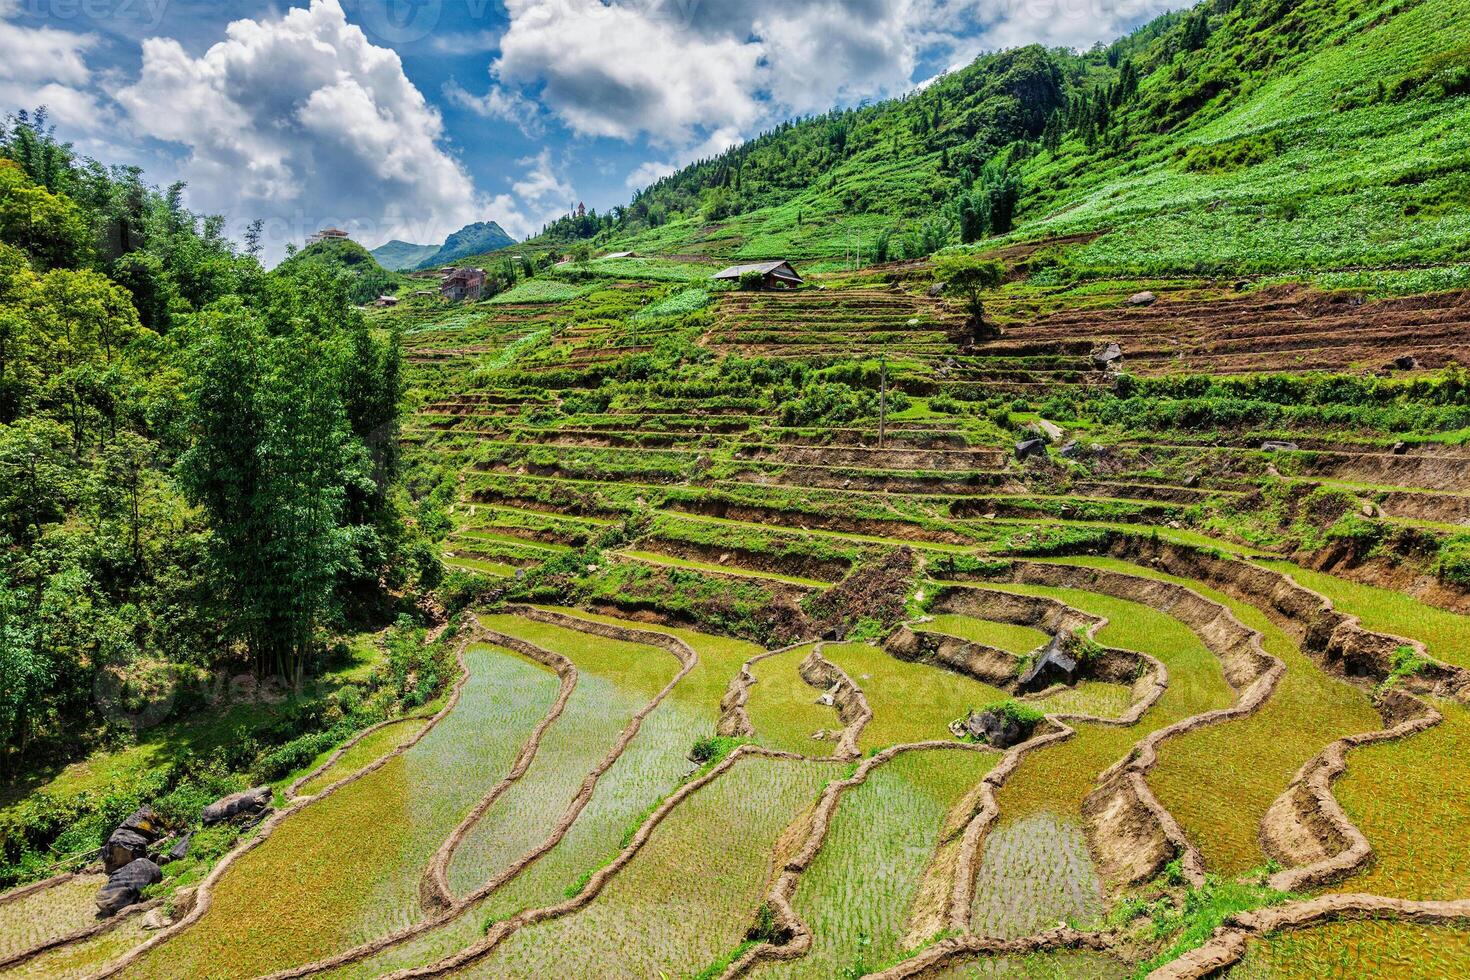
[1, 0, 1188, 264]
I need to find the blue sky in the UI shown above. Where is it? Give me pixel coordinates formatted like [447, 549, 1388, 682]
[1, 0, 1186, 263]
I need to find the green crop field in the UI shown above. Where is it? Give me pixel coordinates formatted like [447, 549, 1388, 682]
[8, 0, 1470, 977]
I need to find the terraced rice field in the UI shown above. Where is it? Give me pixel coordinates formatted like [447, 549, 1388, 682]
[22, 259, 1470, 980]
[117, 645, 561, 978]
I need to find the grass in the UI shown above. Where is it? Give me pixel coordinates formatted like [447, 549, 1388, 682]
[766, 750, 1000, 978]
[119, 645, 560, 979]
[821, 642, 1010, 750]
[1039, 557, 1383, 877]
[744, 645, 844, 756]
[916, 614, 1048, 655]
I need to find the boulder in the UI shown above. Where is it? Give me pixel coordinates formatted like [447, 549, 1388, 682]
[1261, 441, 1299, 452]
[1392, 442, 1409, 456]
[1127, 291, 1156, 307]
[104, 827, 151, 875]
[1059, 440, 1082, 459]
[166, 834, 192, 863]
[1386, 355, 1419, 371]
[201, 786, 272, 826]
[1015, 438, 1048, 462]
[119, 806, 164, 841]
[95, 858, 162, 917]
[1092, 342, 1124, 370]
[96, 883, 142, 917]
[1183, 473, 1200, 489]
[956, 708, 1034, 749]
[926, 282, 946, 298]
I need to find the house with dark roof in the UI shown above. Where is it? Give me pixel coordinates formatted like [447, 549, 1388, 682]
[712, 260, 803, 290]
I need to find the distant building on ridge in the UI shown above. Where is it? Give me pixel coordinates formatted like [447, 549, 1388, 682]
[309, 228, 351, 245]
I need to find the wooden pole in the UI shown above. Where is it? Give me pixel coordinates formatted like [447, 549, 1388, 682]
[879, 354, 887, 449]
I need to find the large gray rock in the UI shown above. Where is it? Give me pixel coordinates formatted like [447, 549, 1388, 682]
[118, 806, 164, 840]
[1093, 342, 1124, 370]
[1127, 291, 1156, 306]
[201, 786, 272, 826]
[1261, 440, 1300, 452]
[104, 828, 150, 875]
[166, 834, 192, 863]
[95, 858, 162, 917]
[956, 708, 1036, 749]
[1015, 438, 1048, 462]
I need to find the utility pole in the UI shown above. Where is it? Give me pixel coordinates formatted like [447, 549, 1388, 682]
[879, 353, 887, 450]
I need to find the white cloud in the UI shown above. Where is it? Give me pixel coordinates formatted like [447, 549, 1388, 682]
[494, 0, 764, 147]
[488, 0, 1190, 184]
[442, 78, 541, 135]
[114, 0, 487, 263]
[0, 2, 103, 130]
[512, 148, 573, 205]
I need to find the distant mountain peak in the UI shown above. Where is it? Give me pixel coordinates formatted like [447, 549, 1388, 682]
[371, 221, 518, 272]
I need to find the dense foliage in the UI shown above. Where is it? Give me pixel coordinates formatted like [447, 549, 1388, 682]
[0, 113, 431, 780]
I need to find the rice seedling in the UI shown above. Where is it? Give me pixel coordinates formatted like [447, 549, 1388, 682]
[917, 615, 1048, 655]
[444, 615, 685, 898]
[0, 874, 109, 961]
[119, 645, 561, 979]
[745, 645, 844, 756]
[759, 750, 1000, 978]
[1232, 921, 1470, 979]
[1036, 557, 1383, 877]
[820, 643, 1010, 750]
[1258, 560, 1470, 670]
[0, 914, 154, 980]
[459, 757, 841, 978]
[293, 719, 430, 799]
[926, 951, 1129, 978]
[316, 612, 768, 979]
[970, 812, 1105, 940]
[1031, 681, 1134, 719]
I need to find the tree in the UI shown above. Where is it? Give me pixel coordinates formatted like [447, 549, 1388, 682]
[0, 417, 71, 541]
[933, 254, 1004, 342]
[178, 309, 352, 680]
[0, 161, 89, 269]
[0, 571, 44, 774]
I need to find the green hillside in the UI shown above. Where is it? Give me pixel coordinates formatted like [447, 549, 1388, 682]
[540, 0, 1470, 289]
[413, 220, 517, 270]
[279, 235, 398, 304]
[7, 2, 1470, 979]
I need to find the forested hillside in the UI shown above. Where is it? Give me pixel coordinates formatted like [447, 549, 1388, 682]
[538, 0, 1470, 289]
[0, 114, 444, 886]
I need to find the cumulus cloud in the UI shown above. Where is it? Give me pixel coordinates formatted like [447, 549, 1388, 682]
[115, 0, 490, 262]
[0, 0, 103, 130]
[487, 0, 1188, 191]
[442, 78, 542, 136]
